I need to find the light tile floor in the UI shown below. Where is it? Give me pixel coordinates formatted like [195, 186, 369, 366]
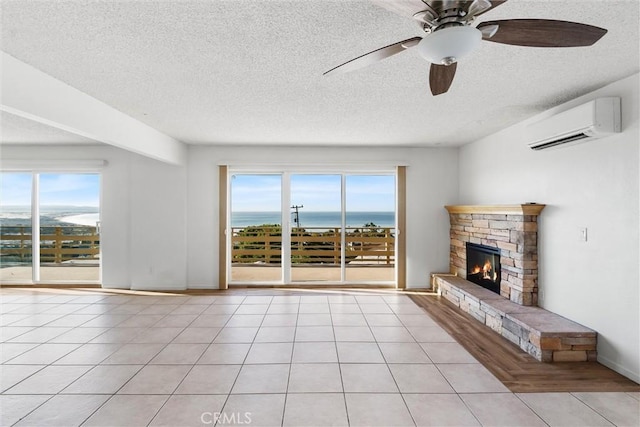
[1, 288, 638, 427]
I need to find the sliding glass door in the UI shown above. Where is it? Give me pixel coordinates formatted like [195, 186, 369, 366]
[230, 174, 282, 283]
[345, 175, 396, 282]
[290, 174, 342, 282]
[0, 173, 33, 282]
[38, 173, 101, 282]
[227, 170, 397, 285]
[0, 172, 101, 284]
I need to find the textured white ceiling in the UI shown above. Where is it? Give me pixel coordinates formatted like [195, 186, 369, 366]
[1, 0, 638, 147]
[0, 111, 100, 145]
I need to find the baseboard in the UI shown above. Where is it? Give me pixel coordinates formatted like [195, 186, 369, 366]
[0, 283, 101, 288]
[598, 354, 640, 384]
[187, 284, 218, 290]
[130, 284, 187, 292]
[100, 284, 130, 290]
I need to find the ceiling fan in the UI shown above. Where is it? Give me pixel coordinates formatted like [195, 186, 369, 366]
[323, 0, 608, 95]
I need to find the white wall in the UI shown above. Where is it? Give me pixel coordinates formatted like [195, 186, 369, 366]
[0, 144, 188, 290]
[128, 155, 187, 290]
[458, 74, 640, 382]
[186, 146, 458, 289]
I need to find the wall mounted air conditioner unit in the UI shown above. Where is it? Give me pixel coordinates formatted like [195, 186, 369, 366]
[526, 97, 621, 151]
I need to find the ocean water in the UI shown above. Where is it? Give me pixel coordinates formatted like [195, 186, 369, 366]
[0, 206, 100, 227]
[0, 207, 393, 229]
[232, 211, 395, 228]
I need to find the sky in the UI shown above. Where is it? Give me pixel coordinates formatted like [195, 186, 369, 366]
[0, 173, 100, 207]
[231, 174, 395, 212]
[1, 172, 393, 211]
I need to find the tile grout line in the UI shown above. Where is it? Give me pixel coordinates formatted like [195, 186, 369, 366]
[1, 296, 142, 395]
[145, 296, 234, 426]
[570, 391, 623, 426]
[362, 296, 417, 427]
[328, 294, 351, 427]
[511, 393, 555, 427]
[3, 295, 133, 427]
[49, 295, 202, 425]
[207, 295, 249, 427]
[3, 296, 149, 393]
[400, 294, 501, 427]
[280, 295, 301, 427]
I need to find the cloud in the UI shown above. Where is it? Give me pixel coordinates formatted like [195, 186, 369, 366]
[231, 174, 395, 212]
[39, 174, 100, 206]
[0, 173, 32, 205]
[1, 173, 100, 207]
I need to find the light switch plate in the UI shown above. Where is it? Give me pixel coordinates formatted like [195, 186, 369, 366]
[580, 227, 588, 242]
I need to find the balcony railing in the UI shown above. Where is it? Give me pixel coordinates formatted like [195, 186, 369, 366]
[232, 226, 395, 265]
[0, 226, 100, 265]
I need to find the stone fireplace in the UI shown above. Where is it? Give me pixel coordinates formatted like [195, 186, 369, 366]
[435, 204, 597, 362]
[446, 204, 544, 306]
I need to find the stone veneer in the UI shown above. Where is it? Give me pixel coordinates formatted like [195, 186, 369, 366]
[434, 275, 597, 362]
[445, 204, 545, 306]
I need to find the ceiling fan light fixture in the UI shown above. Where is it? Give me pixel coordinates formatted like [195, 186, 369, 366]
[417, 26, 482, 65]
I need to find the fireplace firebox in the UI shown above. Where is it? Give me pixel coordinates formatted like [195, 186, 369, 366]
[466, 242, 501, 294]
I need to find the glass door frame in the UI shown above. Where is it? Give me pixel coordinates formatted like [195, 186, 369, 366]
[226, 166, 399, 286]
[287, 172, 344, 284]
[0, 166, 103, 284]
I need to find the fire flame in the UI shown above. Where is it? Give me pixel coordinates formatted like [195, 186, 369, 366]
[482, 260, 492, 278]
[471, 259, 497, 281]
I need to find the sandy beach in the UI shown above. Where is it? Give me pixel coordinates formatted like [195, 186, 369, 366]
[56, 213, 100, 226]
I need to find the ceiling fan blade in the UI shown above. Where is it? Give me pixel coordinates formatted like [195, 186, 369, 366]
[469, 0, 508, 18]
[467, 0, 491, 18]
[324, 37, 422, 76]
[429, 63, 457, 96]
[477, 19, 607, 47]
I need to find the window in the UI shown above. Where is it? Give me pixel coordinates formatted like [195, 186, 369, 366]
[225, 168, 403, 286]
[0, 172, 101, 284]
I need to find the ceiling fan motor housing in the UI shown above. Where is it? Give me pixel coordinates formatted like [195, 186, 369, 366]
[417, 25, 482, 65]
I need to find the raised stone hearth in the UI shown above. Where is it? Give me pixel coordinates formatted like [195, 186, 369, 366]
[445, 204, 545, 306]
[434, 275, 597, 362]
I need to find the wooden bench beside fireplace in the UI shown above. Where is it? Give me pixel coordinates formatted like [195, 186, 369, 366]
[440, 204, 597, 362]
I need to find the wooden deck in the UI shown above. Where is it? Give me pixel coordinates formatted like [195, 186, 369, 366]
[231, 264, 395, 283]
[0, 265, 394, 284]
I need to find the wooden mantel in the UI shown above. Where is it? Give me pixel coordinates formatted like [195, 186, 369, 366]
[445, 204, 546, 216]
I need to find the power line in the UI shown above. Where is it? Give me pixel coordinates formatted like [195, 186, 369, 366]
[291, 204, 303, 228]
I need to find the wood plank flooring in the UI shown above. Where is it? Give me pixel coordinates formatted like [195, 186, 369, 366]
[409, 293, 640, 393]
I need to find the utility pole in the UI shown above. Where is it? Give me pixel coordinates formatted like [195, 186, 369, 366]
[291, 204, 303, 228]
